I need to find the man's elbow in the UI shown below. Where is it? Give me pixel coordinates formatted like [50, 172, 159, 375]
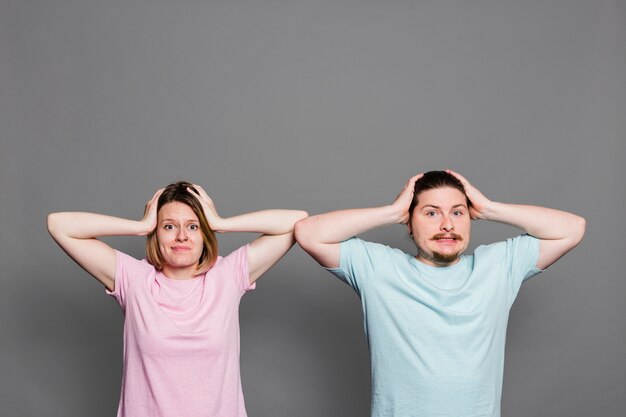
[562, 214, 586, 249]
[294, 217, 314, 249]
[47, 212, 61, 236]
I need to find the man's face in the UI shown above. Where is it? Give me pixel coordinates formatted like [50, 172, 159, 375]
[408, 187, 471, 267]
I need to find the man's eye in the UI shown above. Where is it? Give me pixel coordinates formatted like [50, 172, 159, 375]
[426, 211, 437, 217]
[453, 211, 463, 216]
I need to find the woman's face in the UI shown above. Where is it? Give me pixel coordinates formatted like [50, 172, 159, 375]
[156, 201, 204, 278]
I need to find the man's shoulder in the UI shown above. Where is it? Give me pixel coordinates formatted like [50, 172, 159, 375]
[472, 235, 539, 258]
[342, 238, 412, 264]
[346, 237, 410, 254]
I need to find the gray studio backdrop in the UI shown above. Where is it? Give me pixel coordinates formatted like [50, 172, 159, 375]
[1, 0, 624, 416]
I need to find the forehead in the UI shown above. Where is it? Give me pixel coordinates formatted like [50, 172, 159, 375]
[158, 201, 199, 220]
[416, 187, 468, 208]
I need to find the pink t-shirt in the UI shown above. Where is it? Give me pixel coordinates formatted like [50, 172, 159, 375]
[106, 245, 254, 417]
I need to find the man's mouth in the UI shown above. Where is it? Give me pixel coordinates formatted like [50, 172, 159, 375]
[431, 233, 463, 242]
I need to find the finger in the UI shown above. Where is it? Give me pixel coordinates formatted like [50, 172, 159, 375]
[446, 169, 470, 185]
[145, 189, 164, 214]
[397, 174, 422, 203]
[404, 173, 423, 190]
[409, 173, 424, 186]
[190, 184, 209, 198]
[186, 186, 204, 201]
[148, 188, 164, 204]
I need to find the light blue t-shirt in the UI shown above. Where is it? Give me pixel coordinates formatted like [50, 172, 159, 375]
[328, 235, 542, 417]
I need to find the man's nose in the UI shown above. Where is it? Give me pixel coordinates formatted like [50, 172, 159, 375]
[440, 216, 455, 232]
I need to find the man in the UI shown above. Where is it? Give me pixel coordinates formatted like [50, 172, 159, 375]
[294, 170, 585, 417]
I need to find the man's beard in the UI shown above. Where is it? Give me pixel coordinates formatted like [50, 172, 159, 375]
[431, 250, 461, 265]
[429, 233, 463, 265]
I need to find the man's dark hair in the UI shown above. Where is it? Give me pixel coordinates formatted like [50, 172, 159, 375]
[408, 171, 469, 217]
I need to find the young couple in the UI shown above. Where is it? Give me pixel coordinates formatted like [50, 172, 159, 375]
[48, 170, 585, 417]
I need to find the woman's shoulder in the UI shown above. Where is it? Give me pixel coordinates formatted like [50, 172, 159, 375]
[115, 249, 157, 275]
[207, 245, 248, 276]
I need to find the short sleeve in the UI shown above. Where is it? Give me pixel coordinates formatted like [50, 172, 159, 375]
[219, 244, 253, 294]
[504, 234, 543, 293]
[326, 238, 383, 294]
[106, 250, 152, 310]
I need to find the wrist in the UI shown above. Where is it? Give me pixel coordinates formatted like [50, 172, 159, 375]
[383, 204, 406, 225]
[479, 200, 502, 221]
[137, 219, 156, 236]
[209, 216, 227, 233]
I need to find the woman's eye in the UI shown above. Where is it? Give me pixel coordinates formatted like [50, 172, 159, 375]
[164, 224, 174, 230]
[189, 224, 199, 230]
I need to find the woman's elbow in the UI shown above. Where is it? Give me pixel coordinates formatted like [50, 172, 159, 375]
[295, 210, 309, 222]
[572, 215, 586, 245]
[47, 212, 72, 240]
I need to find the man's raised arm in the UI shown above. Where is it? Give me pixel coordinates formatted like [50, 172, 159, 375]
[295, 174, 423, 268]
[448, 170, 586, 270]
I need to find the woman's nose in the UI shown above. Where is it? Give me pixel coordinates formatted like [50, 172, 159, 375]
[176, 228, 189, 241]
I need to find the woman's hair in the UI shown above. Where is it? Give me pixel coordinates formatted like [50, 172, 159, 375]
[408, 171, 469, 217]
[146, 181, 218, 273]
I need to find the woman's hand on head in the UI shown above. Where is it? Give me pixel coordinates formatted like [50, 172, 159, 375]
[140, 188, 164, 234]
[188, 184, 224, 231]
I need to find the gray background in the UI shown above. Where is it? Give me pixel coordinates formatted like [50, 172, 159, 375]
[1, 0, 624, 416]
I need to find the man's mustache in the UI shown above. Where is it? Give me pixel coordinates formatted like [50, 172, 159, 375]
[431, 233, 463, 241]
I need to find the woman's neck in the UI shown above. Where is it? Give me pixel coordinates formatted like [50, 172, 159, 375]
[161, 264, 200, 280]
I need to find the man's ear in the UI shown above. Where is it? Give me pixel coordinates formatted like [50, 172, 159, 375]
[407, 222, 413, 236]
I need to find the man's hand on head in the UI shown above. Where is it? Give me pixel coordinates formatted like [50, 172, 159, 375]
[446, 170, 494, 220]
[392, 173, 424, 224]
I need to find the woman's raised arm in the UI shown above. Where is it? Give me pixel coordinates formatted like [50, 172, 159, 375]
[188, 185, 308, 284]
[47, 190, 162, 290]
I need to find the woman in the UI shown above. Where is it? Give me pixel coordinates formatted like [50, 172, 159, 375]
[47, 181, 308, 417]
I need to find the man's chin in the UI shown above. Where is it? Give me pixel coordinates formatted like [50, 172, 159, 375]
[431, 251, 461, 265]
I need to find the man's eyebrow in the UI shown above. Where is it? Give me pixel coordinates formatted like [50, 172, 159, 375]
[421, 204, 468, 209]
